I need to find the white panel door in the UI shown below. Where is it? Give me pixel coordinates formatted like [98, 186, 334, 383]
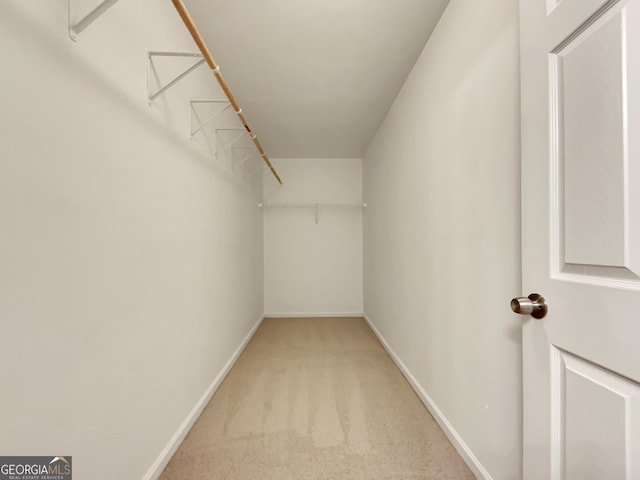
[519, 0, 640, 478]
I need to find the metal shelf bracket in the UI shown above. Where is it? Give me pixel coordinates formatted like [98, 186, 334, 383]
[147, 52, 206, 105]
[216, 128, 247, 152]
[231, 147, 259, 172]
[68, 0, 120, 41]
[189, 100, 232, 138]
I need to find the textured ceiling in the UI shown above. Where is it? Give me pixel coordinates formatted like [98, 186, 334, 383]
[183, 0, 450, 158]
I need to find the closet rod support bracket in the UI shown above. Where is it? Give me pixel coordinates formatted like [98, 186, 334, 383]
[218, 129, 247, 152]
[68, 0, 121, 42]
[147, 53, 205, 105]
[189, 100, 232, 138]
[231, 147, 258, 172]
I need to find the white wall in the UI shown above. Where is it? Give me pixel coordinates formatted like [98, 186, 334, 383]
[0, 3, 265, 479]
[363, 0, 522, 479]
[264, 158, 363, 316]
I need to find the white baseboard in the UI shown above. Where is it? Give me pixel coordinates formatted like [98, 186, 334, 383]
[142, 314, 265, 480]
[363, 314, 493, 480]
[264, 312, 364, 318]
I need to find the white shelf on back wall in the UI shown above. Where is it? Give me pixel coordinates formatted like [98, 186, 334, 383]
[259, 203, 367, 224]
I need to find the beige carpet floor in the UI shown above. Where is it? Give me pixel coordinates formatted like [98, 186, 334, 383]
[159, 317, 475, 479]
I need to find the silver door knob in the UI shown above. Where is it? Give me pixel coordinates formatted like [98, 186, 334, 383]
[511, 293, 548, 319]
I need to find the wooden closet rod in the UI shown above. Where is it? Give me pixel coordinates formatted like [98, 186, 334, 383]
[171, 0, 283, 185]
